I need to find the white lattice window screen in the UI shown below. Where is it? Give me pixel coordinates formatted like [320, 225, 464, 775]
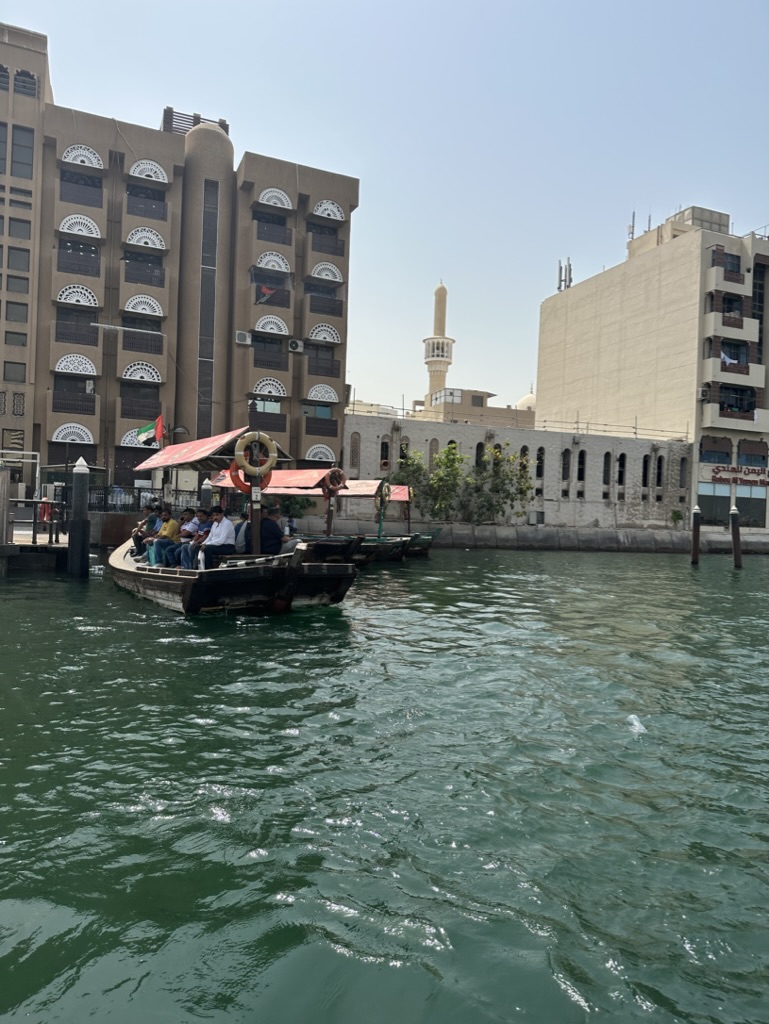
[62, 144, 103, 168]
[0, 393, 5, 416]
[59, 214, 101, 237]
[306, 444, 336, 461]
[55, 354, 97, 375]
[350, 432, 360, 469]
[52, 423, 94, 444]
[123, 361, 161, 382]
[129, 159, 168, 182]
[126, 227, 166, 248]
[310, 262, 343, 281]
[307, 384, 339, 403]
[255, 251, 291, 272]
[313, 200, 345, 220]
[121, 429, 158, 448]
[308, 323, 341, 344]
[254, 315, 288, 335]
[12, 393, 25, 416]
[253, 377, 288, 396]
[258, 187, 292, 208]
[124, 294, 164, 316]
[57, 284, 98, 306]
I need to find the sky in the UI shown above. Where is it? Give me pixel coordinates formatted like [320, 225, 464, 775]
[16, 0, 769, 411]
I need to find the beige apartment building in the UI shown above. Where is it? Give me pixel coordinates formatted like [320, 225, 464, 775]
[0, 23, 357, 490]
[537, 207, 768, 528]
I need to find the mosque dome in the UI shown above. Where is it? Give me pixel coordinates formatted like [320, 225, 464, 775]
[514, 389, 536, 412]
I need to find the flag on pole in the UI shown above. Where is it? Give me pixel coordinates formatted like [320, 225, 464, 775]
[257, 285, 277, 304]
[137, 415, 164, 446]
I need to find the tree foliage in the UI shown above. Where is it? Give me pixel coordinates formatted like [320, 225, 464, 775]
[393, 442, 533, 524]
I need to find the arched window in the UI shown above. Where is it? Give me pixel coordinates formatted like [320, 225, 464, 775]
[399, 437, 410, 461]
[14, 69, 37, 97]
[617, 453, 626, 486]
[642, 454, 650, 488]
[429, 438, 439, 471]
[561, 449, 571, 480]
[536, 447, 545, 479]
[380, 437, 390, 465]
[350, 431, 360, 469]
[475, 442, 485, 468]
[577, 450, 586, 482]
[656, 455, 665, 488]
[520, 445, 529, 463]
[602, 452, 611, 486]
[679, 457, 688, 488]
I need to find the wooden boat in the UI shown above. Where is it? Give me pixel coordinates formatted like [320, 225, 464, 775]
[109, 539, 357, 616]
[405, 528, 442, 557]
[359, 536, 411, 562]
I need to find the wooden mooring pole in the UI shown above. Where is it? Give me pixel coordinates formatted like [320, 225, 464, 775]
[730, 505, 743, 570]
[690, 505, 701, 566]
[67, 457, 91, 578]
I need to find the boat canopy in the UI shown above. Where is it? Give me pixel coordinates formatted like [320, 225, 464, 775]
[133, 427, 291, 473]
[209, 469, 410, 503]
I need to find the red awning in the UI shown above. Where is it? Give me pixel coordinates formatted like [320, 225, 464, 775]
[133, 427, 291, 472]
[207, 469, 411, 502]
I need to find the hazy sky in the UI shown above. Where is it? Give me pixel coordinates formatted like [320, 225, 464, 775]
[17, 0, 769, 410]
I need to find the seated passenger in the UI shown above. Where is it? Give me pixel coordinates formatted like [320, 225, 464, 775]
[201, 506, 236, 569]
[132, 504, 159, 557]
[146, 509, 180, 565]
[260, 506, 300, 555]
[163, 508, 198, 567]
[181, 510, 211, 569]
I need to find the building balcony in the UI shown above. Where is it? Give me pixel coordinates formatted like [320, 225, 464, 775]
[703, 357, 765, 389]
[310, 233, 345, 258]
[247, 410, 287, 434]
[53, 321, 100, 347]
[122, 330, 164, 355]
[309, 295, 344, 317]
[253, 350, 289, 372]
[51, 392, 97, 415]
[256, 222, 292, 246]
[304, 416, 338, 438]
[705, 265, 751, 296]
[302, 245, 345, 280]
[125, 264, 166, 288]
[254, 287, 291, 309]
[59, 181, 103, 208]
[703, 311, 759, 343]
[306, 357, 341, 379]
[701, 402, 769, 433]
[57, 253, 101, 277]
[125, 194, 168, 222]
[121, 398, 162, 420]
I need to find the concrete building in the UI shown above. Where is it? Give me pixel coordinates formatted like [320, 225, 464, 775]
[0, 23, 358, 490]
[537, 206, 768, 528]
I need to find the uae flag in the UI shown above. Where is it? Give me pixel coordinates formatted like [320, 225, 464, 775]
[257, 285, 276, 303]
[136, 415, 164, 446]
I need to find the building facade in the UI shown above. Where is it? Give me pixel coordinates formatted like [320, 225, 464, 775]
[0, 24, 358, 489]
[537, 206, 768, 528]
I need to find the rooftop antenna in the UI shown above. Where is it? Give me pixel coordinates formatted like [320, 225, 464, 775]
[628, 210, 635, 240]
[647, 212, 652, 232]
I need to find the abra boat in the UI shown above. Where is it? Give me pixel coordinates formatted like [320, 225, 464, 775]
[109, 539, 357, 616]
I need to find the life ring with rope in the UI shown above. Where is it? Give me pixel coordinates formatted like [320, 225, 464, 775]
[234, 431, 278, 478]
[320, 467, 347, 499]
[374, 482, 391, 513]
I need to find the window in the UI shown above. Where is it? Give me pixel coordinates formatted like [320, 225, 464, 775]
[577, 450, 586, 482]
[349, 432, 360, 469]
[475, 442, 485, 467]
[3, 361, 26, 382]
[380, 439, 390, 461]
[617, 453, 626, 486]
[471, 394, 484, 407]
[2, 427, 24, 451]
[0, 392, 5, 414]
[60, 170, 103, 208]
[13, 70, 37, 97]
[12, 392, 24, 415]
[679, 458, 688, 488]
[5, 302, 28, 323]
[9, 218, 30, 240]
[561, 449, 571, 480]
[0, 245, 2, 268]
[7, 247, 29, 272]
[520, 445, 529, 463]
[57, 240, 100, 277]
[642, 454, 650, 488]
[721, 339, 748, 365]
[6, 275, 28, 294]
[536, 447, 544, 478]
[11, 126, 34, 179]
[603, 452, 611, 486]
[0, 66, 9, 91]
[719, 385, 755, 414]
[0, 122, 5, 174]
[0, 216, 4, 234]
[5, 331, 26, 346]
[252, 398, 281, 414]
[655, 456, 664, 488]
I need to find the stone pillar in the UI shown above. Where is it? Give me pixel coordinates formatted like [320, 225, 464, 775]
[67, 457, 91, 579]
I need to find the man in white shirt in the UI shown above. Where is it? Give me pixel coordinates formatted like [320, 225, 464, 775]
[201, 506, 237, 568]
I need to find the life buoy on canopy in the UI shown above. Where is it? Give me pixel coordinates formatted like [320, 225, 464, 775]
[320, 467, 347, 499]
[374, 482, 391, 513]
[234, 431, 278, 478]
[228, 460, 272, 494]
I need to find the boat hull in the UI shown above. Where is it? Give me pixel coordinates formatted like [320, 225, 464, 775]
[108, 541, 356, 615]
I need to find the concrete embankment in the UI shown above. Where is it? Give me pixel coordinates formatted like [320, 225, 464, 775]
[306, 518, 769, 555]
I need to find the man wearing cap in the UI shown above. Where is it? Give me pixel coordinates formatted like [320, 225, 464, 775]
[260, 506, 300, 555]
[201, 506, 236, 569]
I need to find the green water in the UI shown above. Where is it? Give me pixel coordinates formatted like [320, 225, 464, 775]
[0, 551, 767, 1023]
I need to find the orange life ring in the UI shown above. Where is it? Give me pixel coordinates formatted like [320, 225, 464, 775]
[228, 460, 272, 494]
[321, 468, 347, 498]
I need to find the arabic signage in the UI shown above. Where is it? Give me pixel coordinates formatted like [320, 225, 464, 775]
[708, 465, 769, 485]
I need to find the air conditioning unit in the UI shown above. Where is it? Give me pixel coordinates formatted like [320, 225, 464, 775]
[697, 387, 710, 401]
[234, 330, 251, 346]
[288, 339, 304, 353]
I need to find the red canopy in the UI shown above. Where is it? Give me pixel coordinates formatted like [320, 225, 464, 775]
[133, 427, 291, 472]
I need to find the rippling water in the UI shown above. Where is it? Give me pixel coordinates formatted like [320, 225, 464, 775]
[0, 551, 766, 1023]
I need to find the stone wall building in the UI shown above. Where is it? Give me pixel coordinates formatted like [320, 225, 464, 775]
[0, 23, 357, 490]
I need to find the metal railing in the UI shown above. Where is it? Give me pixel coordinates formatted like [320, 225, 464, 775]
[125, 264, 165, 287]
[60, 181, 103, 207]
[311, 234, 345, 257]
[52, 393, 96, 415]
[55, 323, 99, 346]
[122, 330, 164, 355]
[126, 195, 167, 220]
[256, 222, 292, 245]
[57, 253, 101, 277]
[309, 295, 344, 317]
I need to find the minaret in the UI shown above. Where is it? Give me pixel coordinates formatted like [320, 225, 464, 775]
[423, 282, 455, 402]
